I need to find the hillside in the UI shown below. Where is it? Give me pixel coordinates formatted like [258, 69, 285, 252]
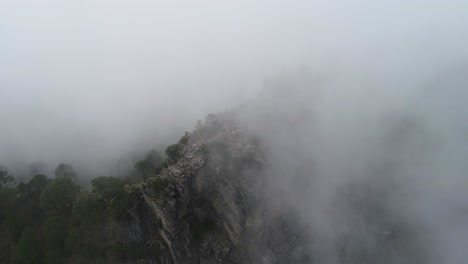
[0, 81, 434, 264]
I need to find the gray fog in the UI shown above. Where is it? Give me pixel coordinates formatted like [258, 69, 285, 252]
[1, 0, 468, 263]
[1, 0, 467, 176]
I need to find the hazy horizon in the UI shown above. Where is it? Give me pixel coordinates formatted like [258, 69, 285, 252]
[1, 1, 467, 173]
[1, 1, 468, 263]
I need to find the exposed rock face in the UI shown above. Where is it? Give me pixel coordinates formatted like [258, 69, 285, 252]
[115, 111, 309, 264]
[113, 78, 427, 264]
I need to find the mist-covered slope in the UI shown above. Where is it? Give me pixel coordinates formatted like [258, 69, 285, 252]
[115, 109, 309, 264]
[112, 76, 436, 264]
[1, 70, 467, 264]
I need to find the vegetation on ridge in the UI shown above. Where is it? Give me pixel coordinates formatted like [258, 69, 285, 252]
[0, 134, 193, 263]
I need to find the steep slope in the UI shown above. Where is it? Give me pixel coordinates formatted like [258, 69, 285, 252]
[116, 111, 310, 264]
[114, 72, 427, 264]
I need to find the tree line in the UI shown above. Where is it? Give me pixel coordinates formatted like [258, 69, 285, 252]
[0, 148, 169, 264]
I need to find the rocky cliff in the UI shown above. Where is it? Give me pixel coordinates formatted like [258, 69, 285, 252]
[114, 109, 312, 264]
[112, 74, 426, 264]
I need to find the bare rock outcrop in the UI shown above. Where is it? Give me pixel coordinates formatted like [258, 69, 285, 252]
[115, 111, 308, 264]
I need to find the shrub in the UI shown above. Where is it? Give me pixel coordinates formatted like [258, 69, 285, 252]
[134, 150, 164, 180]
[178, 133, 190, 145]
[149, 178, 169, 193]
[165, 144, 180, 161]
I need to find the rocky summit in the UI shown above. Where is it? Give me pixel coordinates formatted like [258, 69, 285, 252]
[0, 81, 433, 264]
[115, 110, 311, 264]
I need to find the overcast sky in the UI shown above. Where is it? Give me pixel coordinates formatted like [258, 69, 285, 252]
[1, 0, 467, 176]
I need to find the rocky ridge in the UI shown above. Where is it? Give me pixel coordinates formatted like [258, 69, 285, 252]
[115, 111, 309, 264]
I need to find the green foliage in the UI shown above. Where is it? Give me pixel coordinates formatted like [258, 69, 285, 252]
[165, 133, 191, 163]
[0, 166, 140, 263]
[0, 170, 16, 189]
[149, 178, 169, 193]
[42, 187, 112, 262]
[17, 227, 45, 264]
[67, 190, 119, 261]
[42, 216, 68, 248]
[54, 163, 76, 180]
[165, 144, 180, 161]
[0, 228, 17, 263]
[109, 190, 137, 221]
[64, 228, 80, 253]
[65, 222, 108, 263]
[40, 177, 80, 216]
[17, 175, 51, 211]
[2, 175, 51, 241]
[90, 176, 136, 221]
[65, 225, 108, 261]
[134, 160, 150, 174]
[27, 174, 50, 193]
[91, 176, 125, 202]
[72, 192, 106, 226]
[0, 143, 187, 262]
[0, 187, 16, 219]
[134, 150, 164, 180]
[178, 133, 190, 145]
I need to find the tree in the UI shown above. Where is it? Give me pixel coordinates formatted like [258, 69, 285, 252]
[39, 177, 80, 216]
[109, 190, 136, 221]
[134, 149, 164, 179]
[29, 161, 48, 177]
[165, 144, 180, 162]
[165, 133, 190, 163]
[42, 216, 68, 248]
[54, 164, 76, 180]
[0, 170, 15, 189]
[67, 191, 113, 261]
[25, 174, 50, 196]
[0, 187, 21, 237]
[89, 176, 136, 221]
[17, 227, 45, 264]
[41, 217, 68, 263]
[8, 175, 52, 239]
[91, 176, 125, 203]
[72, 192, 106, 227]
[0, 187, 16, 217]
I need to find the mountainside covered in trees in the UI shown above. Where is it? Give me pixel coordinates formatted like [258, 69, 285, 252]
[1, 110, 291, 264]
[0, 80, 434, 264]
